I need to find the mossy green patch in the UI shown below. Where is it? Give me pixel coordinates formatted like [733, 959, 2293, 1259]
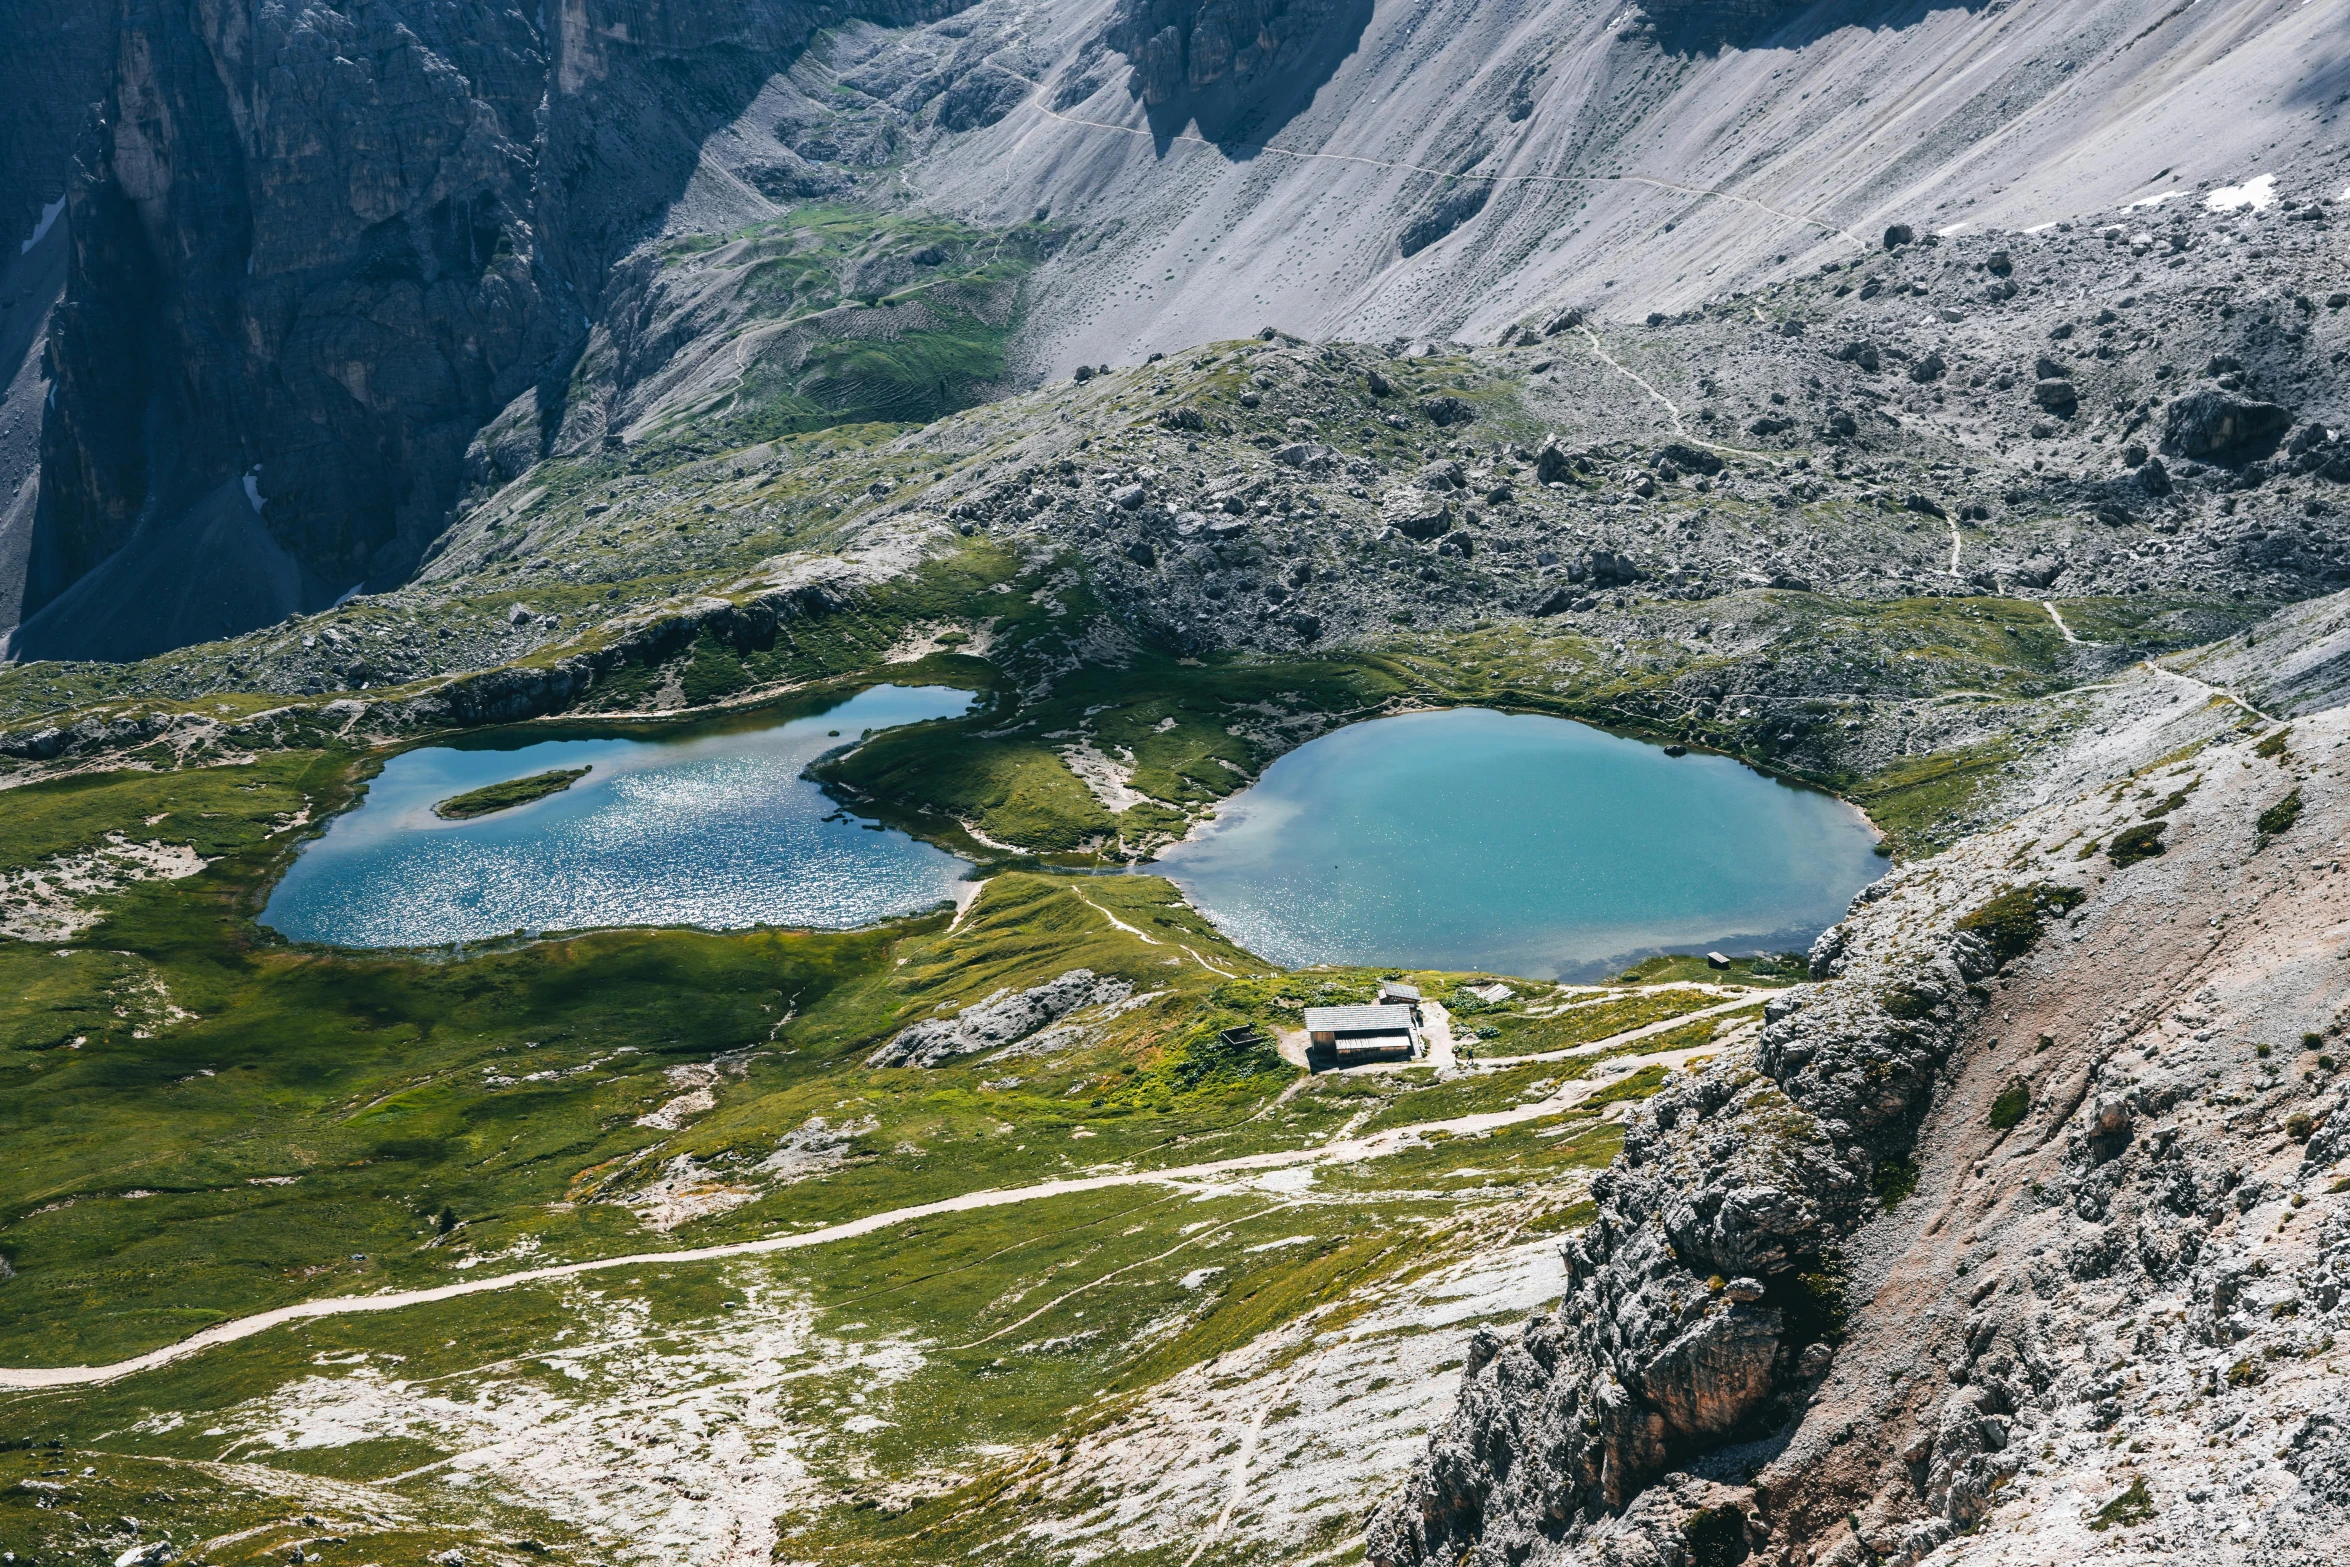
[2256, 788, 2303, 842]
[1954, 882, 2086, 963]
[2091, 1475, 2156, 1530]
[2106, 821, 2168, 866]
[1989, 1076, 2032, 1131]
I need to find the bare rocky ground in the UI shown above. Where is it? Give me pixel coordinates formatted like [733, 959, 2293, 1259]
[1371, 643, 2350, 1566]
[4, 155, 2345, 837]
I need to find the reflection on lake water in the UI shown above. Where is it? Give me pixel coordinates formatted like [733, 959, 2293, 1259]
[262, 685, 974, 948]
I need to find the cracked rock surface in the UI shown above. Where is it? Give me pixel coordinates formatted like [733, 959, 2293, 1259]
[1373, 701, 2350, 1566]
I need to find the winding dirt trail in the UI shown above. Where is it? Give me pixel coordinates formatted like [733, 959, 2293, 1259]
[1469, 991, 1764, 1068]
[0, 1057, 1670, 1392]
[2143, 659, 2274, 724]
[1570, 327, 1779, 459]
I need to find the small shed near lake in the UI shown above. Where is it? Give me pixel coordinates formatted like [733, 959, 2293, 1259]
[1303, 1003, 1419, 1063]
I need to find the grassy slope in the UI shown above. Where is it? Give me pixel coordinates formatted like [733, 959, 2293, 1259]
[0, 757, 1678, 1565]
[5, 755, 1607, 1370]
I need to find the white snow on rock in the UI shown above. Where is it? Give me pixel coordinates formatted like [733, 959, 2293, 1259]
[2205, 173, 2278, 212]
[20, 195, 62, 255]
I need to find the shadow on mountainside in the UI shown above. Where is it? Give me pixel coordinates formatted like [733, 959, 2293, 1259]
[1102, 0, 1375, 156]
[1645, 0, 1991, 57]
[21, 0, 980, 663]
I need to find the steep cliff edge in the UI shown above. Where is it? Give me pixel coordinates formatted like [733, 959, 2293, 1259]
[1373, 701, 2350, 1564]
[13, 0, 971, 662]
[0, 0, 112, 252]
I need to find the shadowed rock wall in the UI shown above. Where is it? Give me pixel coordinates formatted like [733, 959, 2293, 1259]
[15, 0, 967, 660]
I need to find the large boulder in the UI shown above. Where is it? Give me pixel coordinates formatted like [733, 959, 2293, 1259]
[2162, 390, 2293, 463]
[868, 970, 1133, 1068]
[1654, 442, 1724, 477]
[1384, 488, 1454, 540]
[2034, 378, 2079, 416]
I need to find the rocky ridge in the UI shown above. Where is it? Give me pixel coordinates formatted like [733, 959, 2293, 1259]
[1372, 671, 2350, 1565]
[868, 967, 1137, 1066]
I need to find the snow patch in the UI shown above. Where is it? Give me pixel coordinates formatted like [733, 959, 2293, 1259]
[1244, 1231, 1316, 1251]
[2127, 190, 2187, 210]
[20, 195, 62, 254]
[2205, 174, 2277, 213]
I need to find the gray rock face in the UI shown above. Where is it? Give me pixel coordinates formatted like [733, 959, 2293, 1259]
[1367, 910, 1999, 1566]
[2161, 389, 2293, 463]
[20, 0, 968, 657]
[0, 0, 114, 250]
[868, 968, 1134, 1068]
[1104, 0, 1358, 107]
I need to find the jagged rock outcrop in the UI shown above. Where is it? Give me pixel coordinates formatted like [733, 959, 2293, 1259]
[2161, 389, 2294, 464]
[1368, 886, 2000, 1565]
[19, 0, 971, 659]
[868, 969, 1134, 1067]
[1375, 711, 2350, 1566]
[1104, 0, 1359, 107]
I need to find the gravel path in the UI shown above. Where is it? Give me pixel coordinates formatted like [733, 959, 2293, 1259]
[0, 1048, 1692, 1391]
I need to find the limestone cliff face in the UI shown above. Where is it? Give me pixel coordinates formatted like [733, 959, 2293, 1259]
[18, 0, 965, 657]
[1373, 702, 2350, 1566]
[0, 0, 115, 249]
[1369, 907, 1998, 1565]
[1104, 0, 1360, 107]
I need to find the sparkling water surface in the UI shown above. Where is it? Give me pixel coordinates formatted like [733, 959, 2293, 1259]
[1153, 708, 1884, 980]
[262, 685, 974, 947]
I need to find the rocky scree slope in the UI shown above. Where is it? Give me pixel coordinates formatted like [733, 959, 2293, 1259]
[915, 0, 2346, 371]
[7, 181, 2350, 851]
[1372, 706, 2350, 1565]
[8, 0, 2345, 665]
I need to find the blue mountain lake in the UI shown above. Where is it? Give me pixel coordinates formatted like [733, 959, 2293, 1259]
[1153, 707, 1884, 979]
[262, 684, 975, 948]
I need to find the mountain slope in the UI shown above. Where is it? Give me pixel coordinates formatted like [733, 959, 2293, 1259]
[5, 0, 2344, 662]
[1373, 676, 2350, 1567]
[910, 0, 2348, 369]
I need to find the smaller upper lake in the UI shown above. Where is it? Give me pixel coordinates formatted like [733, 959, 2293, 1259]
[1153, 708, 1883, 980]
[262, 685, 975, 948]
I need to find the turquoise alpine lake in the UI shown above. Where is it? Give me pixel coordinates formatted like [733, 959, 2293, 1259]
[1153, 707, 1883, 980]
[261, 685, 975, 947]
